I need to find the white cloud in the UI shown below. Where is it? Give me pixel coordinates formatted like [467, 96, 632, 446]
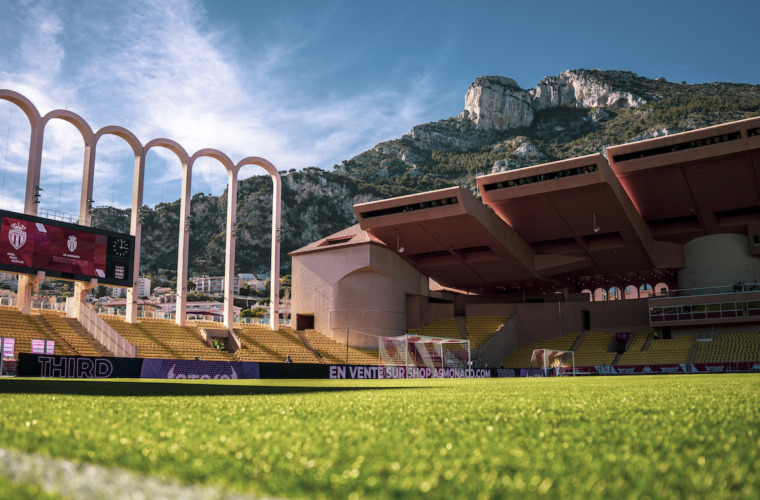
[0, 0, 447, 212]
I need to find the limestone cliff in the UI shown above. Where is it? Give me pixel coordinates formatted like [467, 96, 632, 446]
[461, 76, 535, 130]
[531, 70, 648, 110]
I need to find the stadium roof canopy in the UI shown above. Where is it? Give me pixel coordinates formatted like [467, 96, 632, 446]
[306, 117, 760, 294]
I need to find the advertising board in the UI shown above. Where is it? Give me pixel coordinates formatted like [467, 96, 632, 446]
[17, 353, 144, 378]
[0, 209, 134, 287]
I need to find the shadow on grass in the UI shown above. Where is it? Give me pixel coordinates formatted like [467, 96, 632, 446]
[0, 379, 420, 397]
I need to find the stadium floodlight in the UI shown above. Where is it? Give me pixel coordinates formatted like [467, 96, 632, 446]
[379, 334, 471, 378]
[530, 349, 575, 377]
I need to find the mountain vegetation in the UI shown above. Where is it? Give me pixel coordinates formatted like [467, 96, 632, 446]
[91, 70, 760, 277]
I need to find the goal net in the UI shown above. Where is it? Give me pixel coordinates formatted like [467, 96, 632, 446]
[378, 334, 471, 378]
[530, 349, 575, 377]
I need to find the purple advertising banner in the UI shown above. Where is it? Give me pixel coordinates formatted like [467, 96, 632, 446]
[578, 362, 760, 375]
[328, 365, 492, 379]
[140, 359, 260, 379]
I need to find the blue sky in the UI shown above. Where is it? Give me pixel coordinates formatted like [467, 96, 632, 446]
[0, 0, 759, 215]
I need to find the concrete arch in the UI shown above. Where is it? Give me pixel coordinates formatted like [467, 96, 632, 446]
[142, 139, 194, 326]
[234, 156, 280, 178]
[94, 125, 143, 158]
[190, 148, 234, 171]
[189, 148, 237, 327]
[0, 89, 43, 216]
[1, 90, 280, 331]
[39, 109, 98, 232]
[93, 126, 146, 323]
[229, 156, 282, 329]
[0, 89, 42, 128]
[143, 138, 190, 165]
[41, 109, 94, 143]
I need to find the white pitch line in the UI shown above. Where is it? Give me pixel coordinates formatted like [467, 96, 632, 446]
[0, 447, 277, 500]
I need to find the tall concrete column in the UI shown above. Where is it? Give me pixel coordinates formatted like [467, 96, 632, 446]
[223, 169, 238, 329]
[70, 279, 97, 319]
[73, 139, 97, 311]
[269, 173, 281, 330]
[175, 161, 192, 326]
[234, 157, 281, 331]
[17, 107, 44, 314]
[126, 152, 146, 323]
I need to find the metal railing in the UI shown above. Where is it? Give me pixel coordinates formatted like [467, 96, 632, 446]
[650, 300, 760, 323]
[656, 283, 760, 299]
[36, 208, 89, 226]
[94, 306, 290, 326]
[80, 304, 138, 357]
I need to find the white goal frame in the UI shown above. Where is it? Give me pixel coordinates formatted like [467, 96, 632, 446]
[531, 349, 575, 377]
[378, 334, 471, 378]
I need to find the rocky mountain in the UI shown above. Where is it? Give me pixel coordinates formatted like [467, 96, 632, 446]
[337, 69, 760, 190]
[93, 69, 760, 277]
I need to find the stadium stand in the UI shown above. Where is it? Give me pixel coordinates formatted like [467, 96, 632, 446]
[465, 316, 509, 351]
[103, 316, 234, 360]
[617, 335, 695, 365]
[0, 306, 76, 356]
[408, 318, 462, 339]
[36, 311, 112, 357]
[573, 332, 617, 367]
[234, 324, 321, 364]
[304, 329, 380, 365]
[501, 333, 579, 368]
[690, 332, 760, 363]
[624, 332, 649, 354]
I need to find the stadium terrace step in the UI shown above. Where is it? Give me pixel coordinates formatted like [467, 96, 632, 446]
[465, 316, 510, 351]
[304, 329, 379, 365]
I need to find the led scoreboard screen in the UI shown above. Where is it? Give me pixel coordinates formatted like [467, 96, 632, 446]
[0, 209, 134, 287]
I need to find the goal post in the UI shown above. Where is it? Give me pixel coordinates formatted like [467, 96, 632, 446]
[531, 349, 575, 377]
[378, 334, 471, 378]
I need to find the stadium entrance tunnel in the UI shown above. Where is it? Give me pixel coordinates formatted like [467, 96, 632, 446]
[296, 314, 315, 330]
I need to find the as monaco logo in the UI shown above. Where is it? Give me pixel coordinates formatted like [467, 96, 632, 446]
[9, 222, 26, 250]
[67, 235, 78, 252]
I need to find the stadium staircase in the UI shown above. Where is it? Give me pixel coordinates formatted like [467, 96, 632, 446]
[465, 316, 511, 351]
[500, 332, 579, 369]
[303, 329, 380, 365]
[233, 324, 321, 364]
[102, 316, 234, 361]
[572, 332, 617, 367]
[36, 311, 112, 357]
[0, 307, 75, 356]
[569, 331, 588, 352]
[293, 329, 323, 360]
[408, 318, 461, 339]
[616, 333, 694, 365]
[454, 316, 468, 339]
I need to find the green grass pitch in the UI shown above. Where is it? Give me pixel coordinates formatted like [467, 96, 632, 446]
[0, 374, 758, 499]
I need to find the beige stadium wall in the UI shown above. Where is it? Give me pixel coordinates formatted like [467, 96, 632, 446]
[406, 298, 456, 330]
[466, 299, 650, 346]
[291, 242, 430, 347]
[678, 233, 760, 289]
